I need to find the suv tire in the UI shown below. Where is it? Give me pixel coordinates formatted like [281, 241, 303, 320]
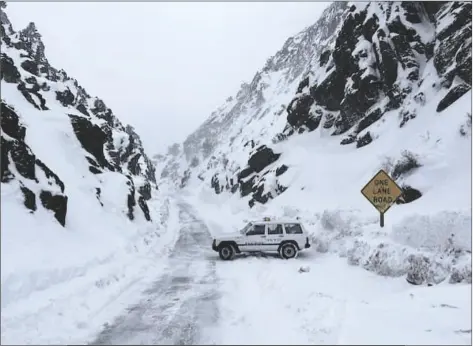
[279, 242, 298, 259]
[219, 244, 235, 260]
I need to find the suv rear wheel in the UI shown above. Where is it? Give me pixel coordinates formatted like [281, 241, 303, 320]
[280, 242, 298, 259]
[219, 244, 235, 260]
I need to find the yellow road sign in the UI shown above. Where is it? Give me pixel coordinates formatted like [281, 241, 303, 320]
[361, 169, 403, 215]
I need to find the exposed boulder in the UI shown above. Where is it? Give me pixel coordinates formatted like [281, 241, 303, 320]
[56, 88, 75, 107]
[238, 166, 254, 180]
[3, 136, 37, 181]
[138, 181, 152, 200]
[1, 102, 26, 141]
[39, 191, 68, 226]
[436, 84, 471, 112]
[35, 158, 65, 193]
[138, 196, 151, 221]
[356, 132, 373, 148]
[396, 185, 422, 204]
[20, 59, 39, 76]
[319, 50, 331, 66]
[1, 53, 20, 83]
[248, 145, 280, 173]
[240, 176, 257, 197]
[211, 173, 222, 194]
[68, 114, 112, 171]
[126, 177, 136, 221]
[286, 94, 321, 131]
[19, 184, 36, 212]
[275, 164, 288, 177]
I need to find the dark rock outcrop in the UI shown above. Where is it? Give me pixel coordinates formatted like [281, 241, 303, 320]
[1, 53, 20, 83]
[283, 1, 471, 139]
[356, 132, 373, 148]
[19, 184, 36, 212]
[68, 114, 112, 171]
[56, 88, 75, 107]
[396, 185, 422, 204]
[39, 191, 68, 226]
[248, 145, 280, 173]
[275, 164, 288, 177]
[436, 84, 471, 112]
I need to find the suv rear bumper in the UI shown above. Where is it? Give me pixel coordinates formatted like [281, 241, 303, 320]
[212, 239, 218, 252]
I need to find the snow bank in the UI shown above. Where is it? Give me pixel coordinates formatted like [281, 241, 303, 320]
[1, 190, 181, 345]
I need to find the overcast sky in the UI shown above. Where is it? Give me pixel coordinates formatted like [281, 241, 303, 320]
[6, 2, 329, 154]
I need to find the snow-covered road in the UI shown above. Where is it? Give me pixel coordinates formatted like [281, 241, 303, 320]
[88, 201, 471, 345]
[92, 203, 219, 345]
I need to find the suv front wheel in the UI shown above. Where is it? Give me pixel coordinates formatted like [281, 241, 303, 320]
[279, 242, 298, 259]
[219, 244, 235, 260]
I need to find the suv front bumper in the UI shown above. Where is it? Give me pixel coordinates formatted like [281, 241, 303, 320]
[212, 239, 218, 252]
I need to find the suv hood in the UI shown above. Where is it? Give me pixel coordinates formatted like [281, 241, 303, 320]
[215, 231, 242, 240]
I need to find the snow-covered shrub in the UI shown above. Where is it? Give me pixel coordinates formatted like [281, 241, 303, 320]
[391, 211, 471, 252]
[406, 254, 450, 285]
[313, 208, 471, 285]
[362, 243, 411, 277]
[391, 150, 422, 179]
[450, 262, 472, 284]
[319, 210, 352, 234]
[347, 240, 371, 266]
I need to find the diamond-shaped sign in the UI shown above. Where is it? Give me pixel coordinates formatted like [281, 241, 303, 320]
[361, 170, 403, 214]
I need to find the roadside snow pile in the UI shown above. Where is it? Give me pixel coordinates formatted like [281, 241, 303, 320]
[1, 194, 181, 345]
[310, 208, 472, 286]
[191, 186, 471, 287]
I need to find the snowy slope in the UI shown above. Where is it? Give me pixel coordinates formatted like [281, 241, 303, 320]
[0, 3, 180, 343]
[157, 1, 472, 286]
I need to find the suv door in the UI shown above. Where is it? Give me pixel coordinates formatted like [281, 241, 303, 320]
[240, 223, 266, 252]
[283, 223, 305, 248]
[266, 223, 284, 252]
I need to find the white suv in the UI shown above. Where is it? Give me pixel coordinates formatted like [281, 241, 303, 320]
[211, 219, 311, 260]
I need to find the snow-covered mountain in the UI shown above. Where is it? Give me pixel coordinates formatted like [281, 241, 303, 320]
[159, 1, 470, 200]
[157, 1, 471, 285]
[1, 2, 179, 335]
[1, 4, 157, 226]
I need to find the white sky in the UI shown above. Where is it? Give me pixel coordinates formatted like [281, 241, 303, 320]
[6, 2, 330, 154]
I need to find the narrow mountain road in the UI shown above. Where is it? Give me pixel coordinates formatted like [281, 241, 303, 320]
[91, 202, 220, 345]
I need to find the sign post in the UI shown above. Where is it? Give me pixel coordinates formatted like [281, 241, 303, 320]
[361, 170, 403, 227]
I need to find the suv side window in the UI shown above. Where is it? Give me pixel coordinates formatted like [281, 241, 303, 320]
[267, 224, 283, 235]
[246, 224, 265, 236]
[284, 223, 303, 234]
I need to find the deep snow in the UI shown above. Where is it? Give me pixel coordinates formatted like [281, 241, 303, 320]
[2, 1, 472, 345]
[1, 192, 182, 344]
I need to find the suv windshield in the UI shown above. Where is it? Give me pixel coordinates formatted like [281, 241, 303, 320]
[240, 223, 253, 234]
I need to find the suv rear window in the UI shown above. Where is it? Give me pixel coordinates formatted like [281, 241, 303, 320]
[284, 223, 303, 234]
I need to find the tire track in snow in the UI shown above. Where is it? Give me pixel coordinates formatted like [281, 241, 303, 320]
[90, 203, 220, 345]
